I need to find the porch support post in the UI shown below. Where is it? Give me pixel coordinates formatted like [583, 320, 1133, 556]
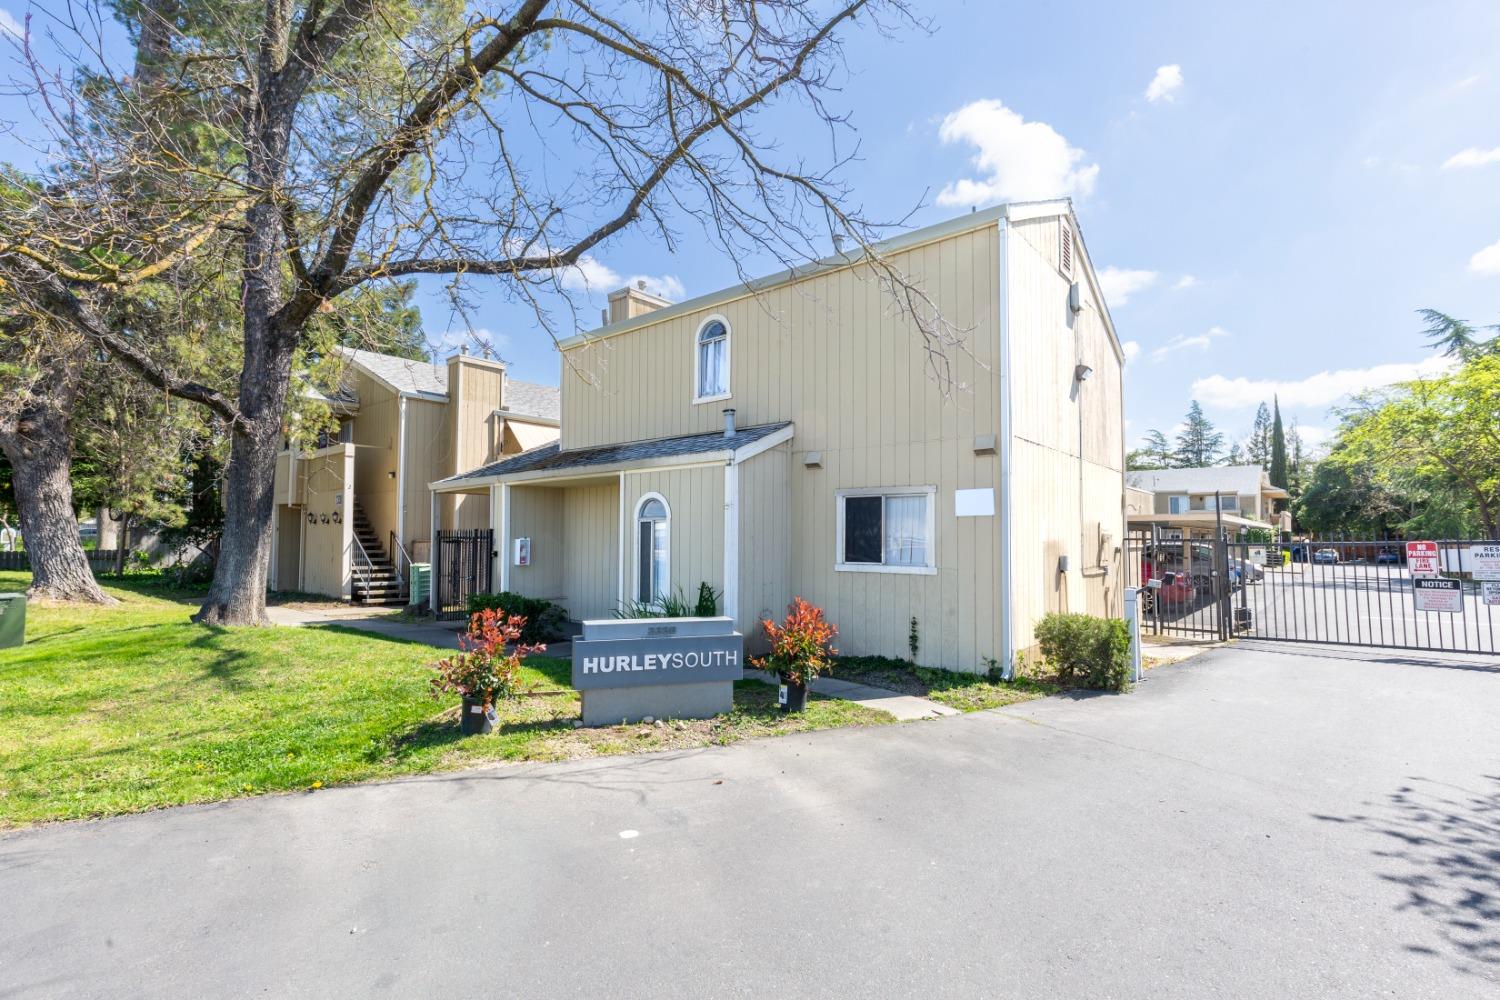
[616, 472, 626, 608]
[498, 483, 511, 593]
[723, 460, 739, 624]
[429, 488, 439, 614]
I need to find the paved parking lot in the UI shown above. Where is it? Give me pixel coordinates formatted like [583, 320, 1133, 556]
[2, 641, 1497, 998]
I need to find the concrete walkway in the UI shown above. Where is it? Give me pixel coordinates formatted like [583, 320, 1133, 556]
[264, 604, 464, 649]
[744, 668, 958, 721]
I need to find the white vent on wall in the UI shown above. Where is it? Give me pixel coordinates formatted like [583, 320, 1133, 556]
[1059, 225, 1073, 278]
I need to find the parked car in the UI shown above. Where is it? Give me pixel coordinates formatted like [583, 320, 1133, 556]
[1375, 548, 1400, 565]
[1313, 548, 1340, 564]
[1151, 571, 1197, 609]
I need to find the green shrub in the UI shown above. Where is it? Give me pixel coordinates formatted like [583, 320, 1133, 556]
[694, 581, 720, 617]
[466, 592, 568, 643]
[1033, 612, 1132, 692]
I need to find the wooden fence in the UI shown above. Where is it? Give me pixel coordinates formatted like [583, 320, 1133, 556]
[0, 550, 132, 574]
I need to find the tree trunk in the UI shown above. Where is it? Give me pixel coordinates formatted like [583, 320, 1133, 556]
[0, 399, 115, 604]
[193, 203, 297, 625]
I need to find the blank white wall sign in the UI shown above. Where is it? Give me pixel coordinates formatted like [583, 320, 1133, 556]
[955, 488, 995, 517]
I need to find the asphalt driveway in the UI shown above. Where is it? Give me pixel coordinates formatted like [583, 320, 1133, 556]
[2, 641, 1496, 998]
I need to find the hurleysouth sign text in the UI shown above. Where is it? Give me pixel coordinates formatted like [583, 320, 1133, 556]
[581, 649, 740, 675]
[571, 633, 744, 690]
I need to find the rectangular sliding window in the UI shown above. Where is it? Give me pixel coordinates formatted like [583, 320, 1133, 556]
[836, 488, 936, 574]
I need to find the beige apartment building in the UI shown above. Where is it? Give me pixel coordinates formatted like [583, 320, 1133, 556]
[432, 201, 1127, 672]
[1125, 466, 1291, 538]
[269, 348, 559, 603]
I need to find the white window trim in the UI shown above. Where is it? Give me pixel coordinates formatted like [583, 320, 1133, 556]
[834, 486, 938, 576]
[634, 491, 671, 603]
[693, 314, 732, 404]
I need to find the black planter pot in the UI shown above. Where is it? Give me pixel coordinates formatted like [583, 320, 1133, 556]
[778, 679, 808, 713]
[460, 696, 495, 735]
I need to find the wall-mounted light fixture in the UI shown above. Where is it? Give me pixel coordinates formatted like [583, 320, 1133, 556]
[388, 470, 397, 479]
[331, 511, 342, 524]
[1073, 363, 1094, 383]
[306, 511, 315, 525]
[320, 513, 329, 524]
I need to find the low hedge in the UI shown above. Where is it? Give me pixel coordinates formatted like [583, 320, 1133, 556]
[1033, 612, 1132, 692]
[466, 592, 569, 644]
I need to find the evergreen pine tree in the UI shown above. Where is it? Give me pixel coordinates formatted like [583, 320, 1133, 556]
[1269, 396, 1289, 488]
[1247, 402, 1273, 467]
[1173, 400, 1226, 467]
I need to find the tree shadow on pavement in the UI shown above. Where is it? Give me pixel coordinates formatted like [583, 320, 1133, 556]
[1313, 775, 1500, 978]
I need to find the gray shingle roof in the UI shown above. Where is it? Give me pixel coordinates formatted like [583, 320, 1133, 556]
[338, 347, 560, 421]
[501, 378, 561, 422]
[442, 422, 792, 483]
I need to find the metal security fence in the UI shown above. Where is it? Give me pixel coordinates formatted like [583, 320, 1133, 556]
[432, 529, 493, 620]
[1127, 531, 1499, 655]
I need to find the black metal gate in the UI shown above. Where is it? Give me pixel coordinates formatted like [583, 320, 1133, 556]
[1127, 531, 1499, 655]
[433, 528, 493, 620]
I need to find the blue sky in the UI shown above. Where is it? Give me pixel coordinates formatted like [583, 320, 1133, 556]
[3, 1, 1498, 456]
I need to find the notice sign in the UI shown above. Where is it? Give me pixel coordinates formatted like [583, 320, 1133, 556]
[1483, 582, 1500, 607]
[1412, 577, 1462, 613]
[1468, 543, 1500, 581]
[1406, 540, 1440, 577]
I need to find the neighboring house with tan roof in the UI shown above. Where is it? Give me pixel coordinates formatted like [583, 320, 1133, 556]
[269, 347, 560, 603]
[1125, 465, 1291, 537]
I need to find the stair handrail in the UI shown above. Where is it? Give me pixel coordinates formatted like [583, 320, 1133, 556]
[389, 530, 414, 591]
[352, 531, 376, 586]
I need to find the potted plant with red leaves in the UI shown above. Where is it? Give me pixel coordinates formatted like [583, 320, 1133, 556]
[753, 597, 837, 713]
[431, 608, 546, 735]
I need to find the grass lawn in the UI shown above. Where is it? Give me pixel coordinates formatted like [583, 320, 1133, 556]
[0, 572, 891, 828]
[827, 655, 1063, 712]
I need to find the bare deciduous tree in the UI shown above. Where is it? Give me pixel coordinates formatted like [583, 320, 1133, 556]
[3, 0, 958, 625]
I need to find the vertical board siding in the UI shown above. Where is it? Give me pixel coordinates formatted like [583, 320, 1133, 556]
[1006, 217, 1126, 653]
[402, 398, 447, 557]
[561, 481, 621, 620]
[737, 445, 792, 644]
[621, 466, 725, 611]
[300, 448, 354, 599]
[506, 485, 564, 601]
[350, 371, 400, 550]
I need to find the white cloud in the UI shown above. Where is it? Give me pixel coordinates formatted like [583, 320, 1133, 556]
[1151, 325, 1229, 362]
[1173, 274, 1199, 290]
[1145, 65, 1184, 104]
[1470, 238, 1500, 274]
[935, 99, 1099, 206]
[1443, 146, 1500, 169]
[554, 255, 685, 300]
[1449, 72, 1483, 92]
[1121, 340, 1141, 363]
[1098, 267, 1157, 306]
[1191, 355, 1452, 410]
[0, 9, 22, 38]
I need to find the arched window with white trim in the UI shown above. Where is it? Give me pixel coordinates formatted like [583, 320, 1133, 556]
[635, 494, 670, 604]
[695, 317, 729, 401]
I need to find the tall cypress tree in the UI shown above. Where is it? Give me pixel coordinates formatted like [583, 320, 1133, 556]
[1269, 396, 1288, 488]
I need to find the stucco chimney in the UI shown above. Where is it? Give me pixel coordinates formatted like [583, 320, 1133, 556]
[607, 282, 673, 324]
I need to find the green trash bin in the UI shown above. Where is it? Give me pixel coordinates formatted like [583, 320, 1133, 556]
[408, 563, 431, 608]
[0, 592, 26, 649]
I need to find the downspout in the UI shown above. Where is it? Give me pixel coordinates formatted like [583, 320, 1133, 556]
[998, 216, 1016, 679]
[723, 459, 740, 624]
[396, 396, 407, 558]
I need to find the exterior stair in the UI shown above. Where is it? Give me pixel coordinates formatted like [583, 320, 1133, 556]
[351, 504, 407, 606]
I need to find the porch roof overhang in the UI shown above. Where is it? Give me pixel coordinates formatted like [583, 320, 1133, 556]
[430, 421, 794, 492]
[1127, 511, 1275, 533]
